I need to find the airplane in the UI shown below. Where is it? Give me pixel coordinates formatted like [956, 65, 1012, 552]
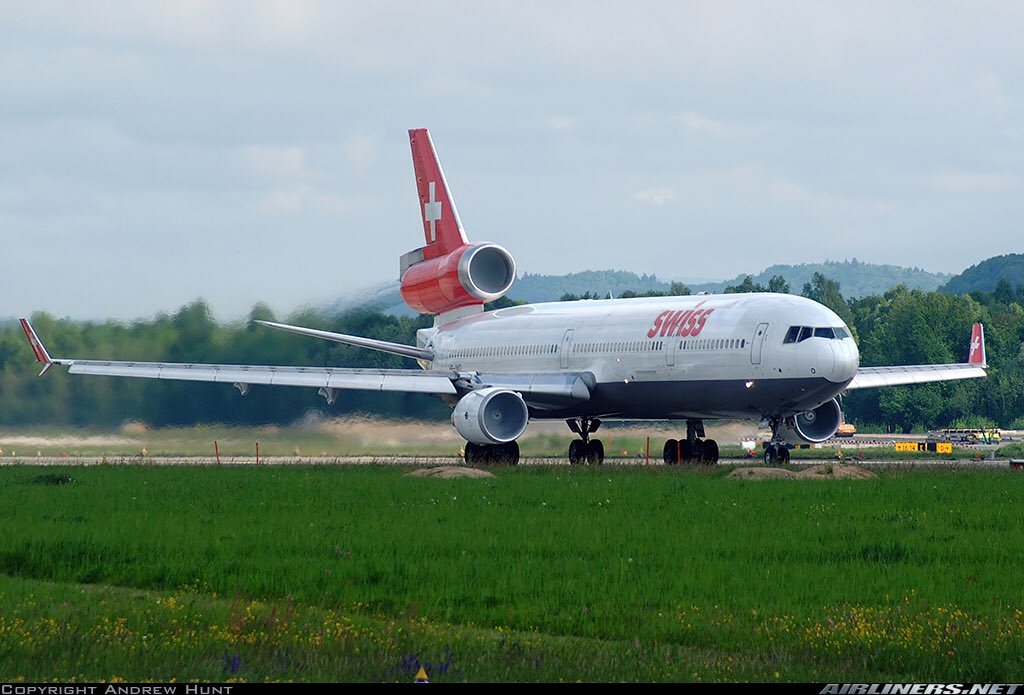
[20, 128, 989, 466]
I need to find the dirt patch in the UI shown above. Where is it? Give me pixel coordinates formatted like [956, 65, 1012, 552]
[404, 466, 496, 479]
[727, 464, 877, 480]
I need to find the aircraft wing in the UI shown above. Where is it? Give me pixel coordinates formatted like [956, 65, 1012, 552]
[846, 363, 987, 390]
[845, 322, 988, 390]
[64, 360, 458, 394]
[19, 318, 456, 400]
[18, 318, 593, 408]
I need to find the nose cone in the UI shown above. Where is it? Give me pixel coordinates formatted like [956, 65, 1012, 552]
[829, 338, 859, 383]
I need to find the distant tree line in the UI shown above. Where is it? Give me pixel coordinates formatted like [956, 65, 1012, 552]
[2, 276, 1023, 431]
[560, 281, 692, 301]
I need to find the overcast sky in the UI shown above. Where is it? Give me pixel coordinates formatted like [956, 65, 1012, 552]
[2, 1, 1021, 321]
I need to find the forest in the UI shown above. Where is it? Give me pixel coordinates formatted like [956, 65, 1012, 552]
[2, 276, 1023, 432]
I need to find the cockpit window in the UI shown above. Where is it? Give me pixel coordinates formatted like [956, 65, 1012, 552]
[783, 325, 850, 343]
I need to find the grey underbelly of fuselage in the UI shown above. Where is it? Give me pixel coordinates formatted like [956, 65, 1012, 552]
[532, 376, 844, 420]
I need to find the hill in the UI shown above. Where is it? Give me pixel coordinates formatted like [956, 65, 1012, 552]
[511, 270, 671, 302]
[940, 254, 1024, 295]
[327, 260, 952, 315]
[689, 260, 950, 299]
[514, 260, 949, 303]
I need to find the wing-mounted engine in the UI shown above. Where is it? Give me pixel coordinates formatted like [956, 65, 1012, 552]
[777, 397, 842, 444]
[400, 242, 516, 316]
[451, 387, 529, 445]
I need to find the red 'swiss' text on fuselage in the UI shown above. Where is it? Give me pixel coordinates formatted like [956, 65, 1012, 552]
[646, 305, 715, 339]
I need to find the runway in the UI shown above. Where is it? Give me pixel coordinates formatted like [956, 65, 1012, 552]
[0, 455, 1016, 469]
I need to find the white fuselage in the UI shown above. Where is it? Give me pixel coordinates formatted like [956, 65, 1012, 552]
[420, 293, 859, 421]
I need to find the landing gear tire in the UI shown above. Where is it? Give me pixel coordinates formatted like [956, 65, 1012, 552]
[465, 441, 520, 466]
[680, 439, 693, 463]
[663, 439, 679, 465]
[691, 439, 705, 464]
[586, 439, 604, 465]
[465, 442, 485, 465]
[495, 441, 520, 465]
[569, 439, 586, 465]
[763, 444, 789, 466]
[702, 439, 719, 465]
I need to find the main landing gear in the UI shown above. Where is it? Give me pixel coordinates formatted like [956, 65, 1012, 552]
[464, 441, 520, 466]
[663, 419, 719, 465]
[566, 417, 604, 465]
[762, 417, 791, 465]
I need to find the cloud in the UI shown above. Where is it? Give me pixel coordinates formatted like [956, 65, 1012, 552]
[926, 169, 1023, 193]
[544, 115, 577, 131]
[241, 145, 310, 180]
[676, 110, 734, 138]
[632, 187, 677, 206]
[344, 134, 378, 173]
[254, 183, 357, 214]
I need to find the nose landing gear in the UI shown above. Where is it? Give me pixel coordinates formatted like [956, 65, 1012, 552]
[762, 416, 791, 465]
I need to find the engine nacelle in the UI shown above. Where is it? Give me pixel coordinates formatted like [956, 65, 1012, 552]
[451, 387, 529, 445]
[777, 398, 842, 445]
[400, 242, 516, 315]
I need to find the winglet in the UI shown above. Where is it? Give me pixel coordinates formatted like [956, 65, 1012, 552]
[968, 322, 986, 368]
[19, 318, 55, 376]
[408, 128, 468, 257]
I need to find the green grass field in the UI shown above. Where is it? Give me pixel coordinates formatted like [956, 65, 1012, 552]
[1, 464, 1023, 682]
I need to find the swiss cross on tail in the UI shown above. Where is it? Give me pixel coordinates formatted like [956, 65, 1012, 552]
[968, 322, 986, 366]
[409, 128, 468, 257]
[424, 182, 442, 243]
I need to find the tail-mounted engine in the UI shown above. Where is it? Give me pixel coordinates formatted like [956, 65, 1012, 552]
[777, 397, 842, 445]
[451, 387, 529, 445]
[400, 242, 516, 316]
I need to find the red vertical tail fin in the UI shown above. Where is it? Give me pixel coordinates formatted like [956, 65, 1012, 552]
[968, 323, 986, 366]
[409, 128, 468, 258]
[400, 129, 516, 318]
[20, 318, 55, 376]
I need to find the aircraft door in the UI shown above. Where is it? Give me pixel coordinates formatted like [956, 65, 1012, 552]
[751, 323, 769, 365]
[560, 328, 575, 369]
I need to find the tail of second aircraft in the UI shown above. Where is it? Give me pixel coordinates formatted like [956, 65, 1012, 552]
[968, 322, 986, 367]
[399, 128, 516, 319]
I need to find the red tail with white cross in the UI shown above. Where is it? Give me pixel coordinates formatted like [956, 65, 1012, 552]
[399, 129, 516, 318]
[968, 323, 986, 366]
[409, 128, 468, 258]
